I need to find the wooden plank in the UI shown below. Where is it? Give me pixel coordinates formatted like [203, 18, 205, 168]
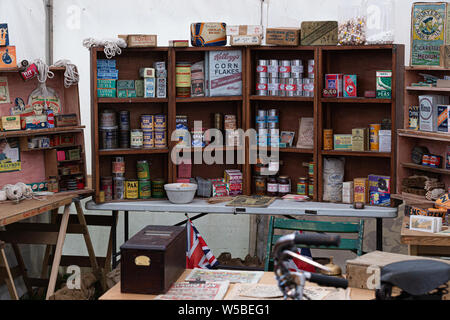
[0, 246, 19, 299]
[0, 231, 59, 245]
[0, 126, 85, 139]
[401, 217, 450, 246]
[98, 148, 169, 156]
[401, 162, 450, 175]
[47, 255, 106, 268]
[397, 129, 450, 142]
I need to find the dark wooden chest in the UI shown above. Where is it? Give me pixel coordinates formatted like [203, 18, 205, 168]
[120, 225, 186, 294]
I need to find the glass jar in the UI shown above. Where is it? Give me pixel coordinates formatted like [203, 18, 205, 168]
[277, 176, 291, 197]
[338, 0, 367, 45]
[266, 176, 278, 196]
[254, 176, 267, 196]
[297, 177, 308, 196]
[364, 0, 394, 44]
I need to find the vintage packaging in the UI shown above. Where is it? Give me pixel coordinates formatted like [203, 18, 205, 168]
[118, 34, 157, 47]
[144, 78, 156, 98]
[410, 215, 442, 233]
[25, 115, 47, 130]
[97, 88, 117, 98]
[437, 105, 450, 132]
[191, 22, 227, 47]
[227, 182, 243, 196]
[97, 69, 119, 80]
[117, 89, 137, 98]
[342, 181, 354, 204]
[325, 74, 343, 97]
[343, 75, 357, 97]
[409, 105, 420, 130]
[419, 95, 449, 131]
[0, 115, 21, 131]
[169, 40, 189, 47]
[376, 70, 392, 99]
[379, 130, 392, 153]
[226, 25, 263, 36]
[440, 45, 450, 68]
[224, 170, 242, 184]
[0, 24, 9, 46]
[333, 134, 352, 150]
[266, 28, 300, 46]
[135, 80, 144, 97]
[156, 78, 167, 98]
[351, 128, 368, 152]
[55, 114, 78, 127]
[0, 46, 16, 68]
[97, 59, 116, 69]
[369, 124, 381, 151]
[97, 79, 116, 89]
[212, 179, 229, 197]
[323, 88, 338, 98]
[20, 63, 39, 81]
[300, 21, 338, 45]
[411, 2, 450, 66]
[139, 68, 155, 78]
[368, 174, 391, 206]
[354, 178, 369, 203]
[190, 61, 205, 97]
[207, 50, 242, 96]
[230, 35, 261, 46]
[117, 80, 135, 90]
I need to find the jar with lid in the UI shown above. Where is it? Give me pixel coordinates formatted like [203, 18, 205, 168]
[364, 0, 394, 44]
[297, 177, 308, 196]
[277, 176, 290, 197]
[338, 0, 367, 45]
[266, 176, 278, 196]
[254, 176, 267, 196]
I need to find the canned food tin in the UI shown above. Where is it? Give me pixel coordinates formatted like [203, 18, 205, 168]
[139, 179, 151, 199]
[140, 114, 154, 130]
[268, 128, 280, 147]
[113, 176, 125, 200]
[98, 191, 105, 203]
[308, 162, 314, 177]
[100, 110, 116, 128]
[294, 78, 303, 96]
[285, 78, 297, 97]
[112, 157, 125, 176]
[176, 62, 191, 98]
[267, 109, 279, 126]
[303, 78, 314, 97]
[257, 128, 268, 146]
[143, 130, 154, 148]
[308, 60, 315, 78]
[119, 111, 130, 130]
[152, 179, 165, 198]
[268, 78, 280, 96]
[130, 129, 143, 149]
[323, 129, 333, 150]
[119, 130, 130, 149]
[256, 77, 268, 96]
[256, 60, 268, 78]
[137, 160, 150, 180]
[125, 180, 139, 199]
[155, 130, 167, 148]
[256, 110, 267, 126]
[291, 60, 303, 78]
[268, 59, 279, 78]
[100, 126, 118, 149]
[369, 124, 381, 151]
[279, 60, 291, 78]
[279, 78, 287, 97]
[101, 176, 113, 201]
[154, 115, 167, 130]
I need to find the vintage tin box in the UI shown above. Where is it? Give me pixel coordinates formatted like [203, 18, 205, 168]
[191, 22, 227, 47]
[300, 21, 338, 45]
[120, 225, 186, 294]
[266, 28, 300, 46]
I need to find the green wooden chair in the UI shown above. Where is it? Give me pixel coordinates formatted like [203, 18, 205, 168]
[264, 217, 364, 271]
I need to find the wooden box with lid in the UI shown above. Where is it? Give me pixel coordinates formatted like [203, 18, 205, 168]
[120, 225, 186, 294]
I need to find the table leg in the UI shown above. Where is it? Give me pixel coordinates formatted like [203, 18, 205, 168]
[11, 243, 33, 298]
[46, 203, 70, 300]
[124, 211, 129, 242]
[0, 244, 19, 300]
[376, 218, 383, 251]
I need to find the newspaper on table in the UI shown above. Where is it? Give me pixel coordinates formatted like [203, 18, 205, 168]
[154, 281, 229, 300]
[185, 268, 264, 284]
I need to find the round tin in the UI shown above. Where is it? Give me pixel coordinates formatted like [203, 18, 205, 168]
[369, 124, 381, 151]
[130, 129, 143, 149]
[268, 59, 279, 78]
[294, 78, 303, 96]
[100, 126, 118, 150]
[154, 130, 167, 148]
[119, 111, 130, 130]
[257, 128, 268, 147]
[303, 78, 314, 97]
[256, 77, 268, 96]
[101, 176, 113, 201]
[268, 128, 280, 147]
[154, 115, 167, 131]
[152, 179, 165, 198]
[119, 130, 130, 149]
[143, 130, 154, 149]
[113, 176, 125, 200]
[140, 114, 154, 130]
[268, 78, 280, 96]
[213, 113, 223, 131]
[176, 62, 191, 98]
[279, 78, 287, 97]
[138, 179, 151, 199]
[112, 157, 125, 176]
[256, 59, 268, 78]
[285, 78, 297, 97]
[137, 160, 150, 180]
[125, 180, 139, 200]
[100, 110, 116, 128]
[308, 59, 315, 78]
[291, 60, 303, 78]
[279, 60, 291, 78]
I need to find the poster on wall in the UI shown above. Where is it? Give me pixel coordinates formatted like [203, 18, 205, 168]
[0, 138, 21, 173]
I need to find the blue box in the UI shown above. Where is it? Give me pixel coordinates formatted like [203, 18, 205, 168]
[97, 69, 119, 80]
[370, 191, 390, 206]
[97, 59, 116, 69]
[0, 24, 9, 46]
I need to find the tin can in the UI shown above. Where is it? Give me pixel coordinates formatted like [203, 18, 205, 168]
[213, 113, 223, 131]
[154, 115, 167, 130]
[369, 124, 381, 151]
[119, 111, 130, 130]
[256, 77, 268, 96]
[285, 78, 297, 97]
[176, 62, 191, 97]
[257, 128, 268, 146]
[137, 160, 150, 180]
[297, 177, 308, 195]
[98, 191, 105, 203]
[143, 130, 154, 148]
[308, 162, 314, 177]
[119, 130, 130, 149]
[308, 60, 315, 79]
[428, 155, 442, 168]
[130, 129, 143, 149]
[268, 128, 280, 147]
[256, 59, 268, 78]
[279, 60, 291, 78]
[323, 129, 333, 150]
[113, 176, 125, 200]
[267, 109, 279, 128]
[294, 78, 303, 96]
[308, 178, 314, 197]
[268, 59, 279, 78]
[140, 114, 154, 130]
[303, 78, 314, 97]
[422, 154, 430, 167]
[138, 179, 151, 199]
[100, 126, 118, 149]
[256, 110, 267, 127]
[155, 130, 167, 148]
[291, 60, 303, 78]
[268, 78, 280, 96]
[112, 157, 125, 176]
[279, 78, 287, 97]
[152, 179, 165, 198]
[100, 110, 116, 128]
[101, 176, 113, 201]
[125, 180, 139, 199]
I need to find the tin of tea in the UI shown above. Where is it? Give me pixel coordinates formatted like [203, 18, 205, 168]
[154, 115, 167, 130]
[285, 78, 297, 97]
[257, 128, 268, 146]
[323, 129, 333, 150]
[130, 129, 143, 149]
[125, 180, 139, 199]
[256, 59, 268, 78]
[140, 114, 154, 130]
[152, 178, 165, 198]
[268, 59, 279, 78]
[100, 126, 118, 149]
[113, 176, 125, 200]
[291, 60, 303, 78]
[143, 130, 154, 148]
[308, 60, 315, 78]
[100, 110, 116, 128]
[279, 60, 291, 78]
[154, 130, 167, 148]
[268, 78, 280, 96]
[303, 78, 314, 97]
[139, 179, 151, 199]
[137, 160, 150, 180]
[256, 77, 268, 96]
[119, 111, 130, 130]
[112, 157, 125, 176]
[279, 78, 287, 97]
[294, 78, 303, 96]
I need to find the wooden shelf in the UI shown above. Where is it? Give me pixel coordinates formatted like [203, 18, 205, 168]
[0, 66, 66, 72]
[176, 96, 242, 103]
[250, 96, 314, 102]
[406, 86, 450, 92]
[174, 146, 243, 152]
[251, 146, 314, 154]
[391, 193, 435, 205]
[0, 126, 85, 138]
[321, 97, 392, 104]
[98, 98, 168, 103]
[406, 66, 450, 71]
[98, 148, 169, 156]
[400, 162, 450, 175]
[321, 150, 391, 158]
[397, 129, 450, 142]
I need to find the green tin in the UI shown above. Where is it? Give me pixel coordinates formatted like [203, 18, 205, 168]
[137, 160, 150, 180]
[138, 179, 151, 199]
[152, 178, 165, 198]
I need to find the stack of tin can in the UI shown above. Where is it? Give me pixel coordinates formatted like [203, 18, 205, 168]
[136, 160, 151, 199]
[256, 109, 279, 147]
[99, 110, 118, 149]
[111, 157, 126, 200]
[138, 114, 167, 149]
[255, 59, 315, 97]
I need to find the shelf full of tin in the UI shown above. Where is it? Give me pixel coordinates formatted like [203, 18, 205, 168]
[90, 47, 173, 203]
[393, 66, 450, 205]
[170, 47, 248, 194]
[246, 47, 319, 200]
[317, 45, 405, 203]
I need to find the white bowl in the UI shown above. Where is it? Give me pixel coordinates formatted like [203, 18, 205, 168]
[164, 183, 198, 204]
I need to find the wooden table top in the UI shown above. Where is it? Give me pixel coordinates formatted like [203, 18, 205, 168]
[0, 194, 75, 226]
[99, 269, 375, 300]
[401, 217, 450, 246]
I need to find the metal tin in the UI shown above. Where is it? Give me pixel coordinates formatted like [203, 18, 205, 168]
[268, 59, 279, 78]
[130, 129, 143, 149]
[154, 115, 167, 130]
[137, 160, 150, 180]
[291, 60, 303, 78]
[308, 178, 314, 197]
[213, 113, 223, 131]
[113, 176, 125, 200]
[294, 78, 303, 96]
[98, 191, 105, 203]
[268, 128, 280, 147]
[285, 78, 297, 97]
[308, 59, 315, 78]
[308, 162, 314, 177]
[256, 59, 268, 78]
[101, 176, 113, 201]
[143, 130, 154, 148]
[268, 78, 280, 96]
[138, 179, 151, 199]
[100, 110, 116, 128]
[120, 130, 130, 148]
[125, 180, 139, 199]
[119, 111, 130, 130]
[303, 78, 314, 97]
[256, 77, 268, 96]
[323, 129, 333, 150]
[369, 124, 381, 151]
[176, 62, 191, 97]
[112, 157, 125, 176]
[140, 114, 154, 130]
[256, 110, 267, 126]
[257, 128, 268, 146]
[279, 78, 287, 97]
[152, 179, 165, 198]
[154, 130, 167, 148]
[100, 126, 118, 149]
[279, 60, 291, 78]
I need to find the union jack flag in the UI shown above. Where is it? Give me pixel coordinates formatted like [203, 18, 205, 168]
[285, 247, 316, 273]
[186, 218, 219, 269]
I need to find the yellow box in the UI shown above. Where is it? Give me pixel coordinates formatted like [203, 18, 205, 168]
[354, 178, 368, 203]
[1, 115, 21, 131]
